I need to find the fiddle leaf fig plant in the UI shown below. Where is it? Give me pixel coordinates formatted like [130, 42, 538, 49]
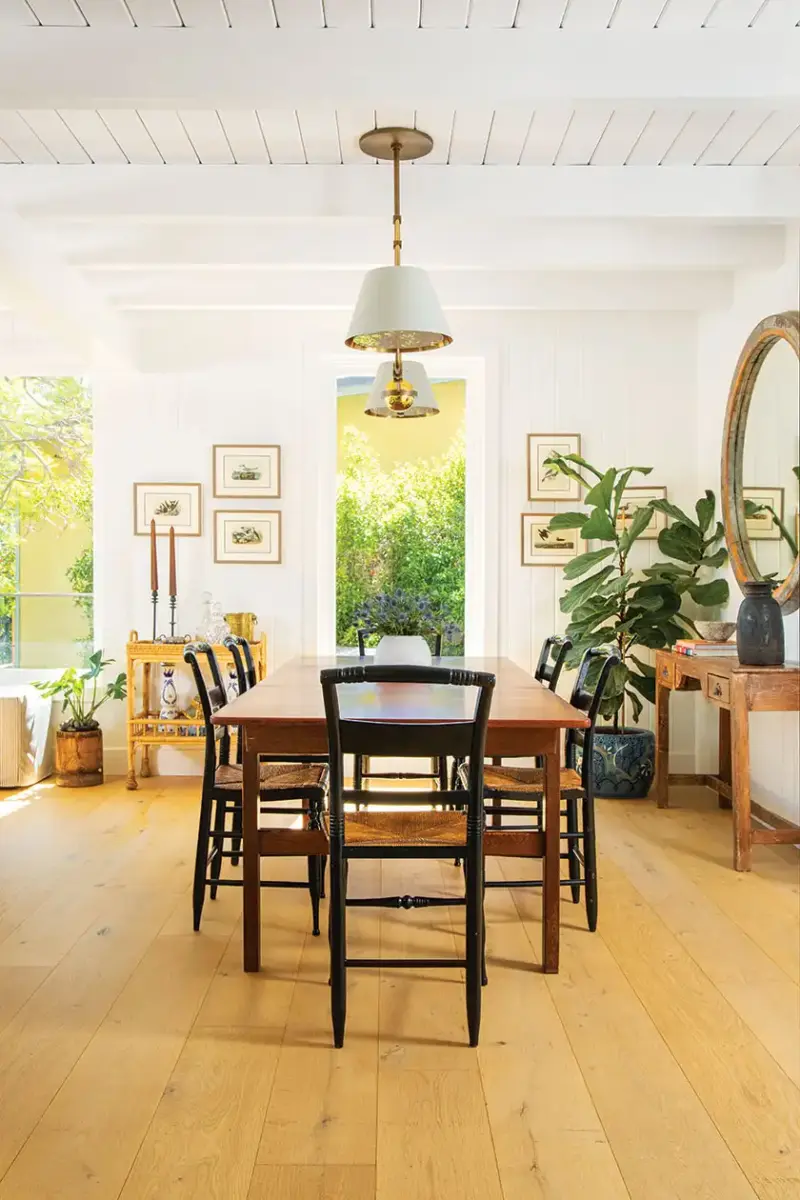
[545, 454, 729, 730]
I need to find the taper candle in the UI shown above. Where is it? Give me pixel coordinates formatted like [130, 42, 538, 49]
[150, 519, 158, 591]
[169, 525, 177, 596]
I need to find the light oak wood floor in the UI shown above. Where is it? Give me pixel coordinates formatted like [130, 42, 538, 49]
[0, 775, 797, 1200]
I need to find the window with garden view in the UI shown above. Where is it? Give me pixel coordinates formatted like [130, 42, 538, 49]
[336, 376, 466, 654]
[0, 376, 93, 668]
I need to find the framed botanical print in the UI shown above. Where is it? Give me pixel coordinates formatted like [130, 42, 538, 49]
[743, 486, 784, 540]
[214, 510, 282, 564]
[134, 483, 202, 536]
[527, 434, 582, 501]
[615, 486, 667, 539]
[521, 513, 586, 566]
[213, 444, 281, 499]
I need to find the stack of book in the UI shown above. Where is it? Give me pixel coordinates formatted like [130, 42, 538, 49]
[674, 639, 738, 658]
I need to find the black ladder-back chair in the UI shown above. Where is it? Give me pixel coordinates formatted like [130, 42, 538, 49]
[184, 642, 328, 936]
[321, 663, 495, 1049]
[354, 629, 447, 792]
[459, 646, 619, 932]
[455, 634, 573, 796]
[223, 634, 328, 766]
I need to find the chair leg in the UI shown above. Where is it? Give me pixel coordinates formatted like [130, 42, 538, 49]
[329, 845, 347, 1048]
[320, 855, 327, 899]
[230, 801, 242, 867]
[307, 855, 322, 937]
[566, 795, 581, 904]
[582, 790, 598, 932]
[208, 796, 227, 901]
[192, 782, 215, 932]
[465, 830, 483, 1047]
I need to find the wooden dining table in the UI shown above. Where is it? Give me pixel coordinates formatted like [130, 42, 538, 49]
[212, 655, 590, 975]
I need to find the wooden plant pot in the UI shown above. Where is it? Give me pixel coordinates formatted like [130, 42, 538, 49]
[55, 729, 104, 788]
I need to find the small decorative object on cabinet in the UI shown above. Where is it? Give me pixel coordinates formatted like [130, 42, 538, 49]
[159, 665, 179, 721]
[213, 444, 281, 498]
[214, 510, 282, 564]
[224, 611, 257, 641]
[33, 651, 127, 787]
[521, 513, 586, 566]
[133, 483, 202, 537]
[527, 434, 581, 501]
[736, 580, 785, 666]
[125, 630, 267, 788]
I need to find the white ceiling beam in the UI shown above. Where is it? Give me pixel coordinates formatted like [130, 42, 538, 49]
[0, 207, 132, 366]
[0, 30, 797, 106]
[100, 266, 733, 311]
[55, 219, 787, 271]
[4, 164, 799, 220]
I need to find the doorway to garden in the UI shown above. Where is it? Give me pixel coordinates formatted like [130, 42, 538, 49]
[335, 375, 466, 655]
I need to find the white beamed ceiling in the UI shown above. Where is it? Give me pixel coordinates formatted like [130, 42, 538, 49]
[0, 8, 798, 369]
[1, 0, 799, 29]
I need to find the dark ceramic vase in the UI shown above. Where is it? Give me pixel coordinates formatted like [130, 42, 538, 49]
[580, 729, 656, 799]
[736, 580, 784, 666]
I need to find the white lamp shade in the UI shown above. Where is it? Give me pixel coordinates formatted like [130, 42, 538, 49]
[345, 265, 452, 353]
[365, 359, 439, 419]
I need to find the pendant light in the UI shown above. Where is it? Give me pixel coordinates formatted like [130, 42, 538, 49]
[364, 354, 439, 419]
[345, 127, 452, 355]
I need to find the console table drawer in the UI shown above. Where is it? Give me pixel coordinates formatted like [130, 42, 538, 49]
[706, 673, 730, 706]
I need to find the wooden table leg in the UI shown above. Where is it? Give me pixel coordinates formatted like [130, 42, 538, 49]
[718, 707, 732, 810]
[242, 731, 261, 971]
[730, 675, 751, 872]
[654, 679, 670, 808]
[542, 737, 560, 974]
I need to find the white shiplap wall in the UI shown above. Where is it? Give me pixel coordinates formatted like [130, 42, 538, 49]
[91, 307, 701, 774]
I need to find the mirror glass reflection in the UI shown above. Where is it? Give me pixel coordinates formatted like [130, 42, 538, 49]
[741, 337, 799, 584]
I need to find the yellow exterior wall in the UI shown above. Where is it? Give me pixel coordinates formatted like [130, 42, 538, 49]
[337, 378, 466, 470]
[18, 520, 92, 667]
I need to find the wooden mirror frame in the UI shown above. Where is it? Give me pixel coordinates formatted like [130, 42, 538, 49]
[721, 309, 800, 616]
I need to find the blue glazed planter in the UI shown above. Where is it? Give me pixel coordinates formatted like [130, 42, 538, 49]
[587, 729, 656, 799]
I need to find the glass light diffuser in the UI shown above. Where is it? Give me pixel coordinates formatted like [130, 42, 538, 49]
[364, 359, 439, 419]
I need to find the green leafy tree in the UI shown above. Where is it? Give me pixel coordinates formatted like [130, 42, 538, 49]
[545, 454, 728, 729]
[336, 427, 465, 649]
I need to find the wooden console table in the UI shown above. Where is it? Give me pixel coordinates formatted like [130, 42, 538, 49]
[653, 649, 800, 870]
[125, 630, 267, 790]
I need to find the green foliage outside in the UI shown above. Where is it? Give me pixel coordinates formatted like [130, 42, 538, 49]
[336, 427, 465, 651]
[0, 377, 93, 661]
[545, 453, 729, 730]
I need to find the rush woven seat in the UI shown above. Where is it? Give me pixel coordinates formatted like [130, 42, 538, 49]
[332, 809, 466, 848]
[215, 761, 328, 793]
[479, 764, 583, 797]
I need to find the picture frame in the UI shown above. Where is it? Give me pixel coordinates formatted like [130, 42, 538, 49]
[743, 486, 785, 540]
[214, 510, 282, 564]
[615, 486, 668, 539]
[521, 513, 586, 567]
[213, 444, 281, 499]
[527, 434, 582, 502]
[133, 483, 202, 536]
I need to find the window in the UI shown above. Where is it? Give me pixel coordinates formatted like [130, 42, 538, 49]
[0, 376, 93, 668]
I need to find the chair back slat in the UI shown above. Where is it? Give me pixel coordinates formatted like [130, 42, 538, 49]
[223, 634, 257, 693]
[184, 642, 231, 770]
[321, 664, 495, 842]
[563, 647, 621, 786]
[534, 635, 572, 691]
[357, 629, 443, 657]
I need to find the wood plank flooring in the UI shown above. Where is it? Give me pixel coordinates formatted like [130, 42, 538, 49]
[0, 776, 797, 1200]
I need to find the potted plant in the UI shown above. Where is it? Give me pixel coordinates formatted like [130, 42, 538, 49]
[34, 651, 127, 787]
[354, 590, 461, 665]
[545, 454, 729, 797]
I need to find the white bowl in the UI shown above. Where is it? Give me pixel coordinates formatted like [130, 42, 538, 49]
[694, 620, 736, 642]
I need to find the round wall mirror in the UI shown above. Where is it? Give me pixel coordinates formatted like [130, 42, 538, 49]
[722, 310, 800, 615]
